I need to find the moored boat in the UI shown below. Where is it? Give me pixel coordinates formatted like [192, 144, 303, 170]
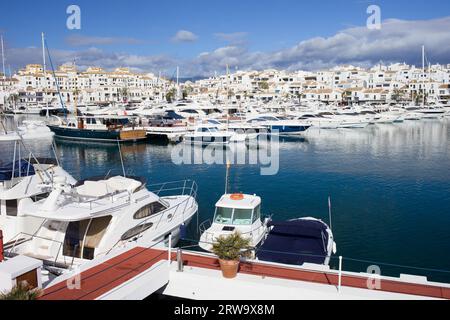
[48, 115, 147, 143]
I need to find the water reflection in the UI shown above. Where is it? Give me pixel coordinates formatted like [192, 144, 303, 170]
[1, 115, 450, 278]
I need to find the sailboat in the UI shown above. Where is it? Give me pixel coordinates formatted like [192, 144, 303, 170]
[415, 46, 446, 118]
[39, 35, 147, 143]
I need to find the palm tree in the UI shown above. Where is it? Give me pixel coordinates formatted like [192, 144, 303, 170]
[259, 81, 269, 91]
[391, 89, 403, 104]
[119, 87, 129, 103]
[71, 88, 81, 116]
[166, 88, 177, 103]
[182, 85, 193, 99]
[295, 92, 302, 104]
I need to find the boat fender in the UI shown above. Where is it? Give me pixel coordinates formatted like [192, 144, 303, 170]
[179, 224, 187, 239]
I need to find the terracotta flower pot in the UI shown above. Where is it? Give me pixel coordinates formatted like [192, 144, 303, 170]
[219, 259, 239, 279]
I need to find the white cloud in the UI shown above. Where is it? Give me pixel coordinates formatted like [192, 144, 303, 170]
[171, 30, 198, 43]
[5, 17, 450, 77]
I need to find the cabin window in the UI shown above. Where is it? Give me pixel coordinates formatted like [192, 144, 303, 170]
[253, 205, 261, 223]
[82, 216, 112, 260]
[63, 219, 90, 259]
[232, 209, 253, 225]
[121, 222, 154, 241]
[32, 192, 50, 202]
[63, 216, 112, 260]
[6, 200, 18, 216]
[214, 207, 233, 224]
[133, 202, 167, 219]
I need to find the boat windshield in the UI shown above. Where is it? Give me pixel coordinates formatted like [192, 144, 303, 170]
[214, 207, 233, 224]
[214, 207, 253, 225]
[232, 208, 253, 225]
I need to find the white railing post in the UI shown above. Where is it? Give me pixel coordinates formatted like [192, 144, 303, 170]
[168, 233, 172, 266]
[338, 255, 343, 292]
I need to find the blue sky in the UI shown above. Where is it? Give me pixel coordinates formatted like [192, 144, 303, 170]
[1, 0, 450, 76]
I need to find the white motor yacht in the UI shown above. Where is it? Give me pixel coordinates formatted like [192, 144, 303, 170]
[416, 106, 446, 119]
[0, 121, 55, 141]
[0, 157, 76, 244]
[184, 125, 234, 145]
[246, 115, 311, 135]
[199, 192, 336, 267]
[4, 176, 198, 286]
[295, 113, 342, 129]
[320, 112, 371, 129]
[205, 119, 262, 141]
[199, 193, 269, 252]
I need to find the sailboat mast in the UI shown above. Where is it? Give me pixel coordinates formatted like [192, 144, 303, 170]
[176, 66, 180, 100]
[422, 45, 425, 107]
[42, 33, 46, 76]
[42, 32, 49, 112]
[1, 35, 6, 80]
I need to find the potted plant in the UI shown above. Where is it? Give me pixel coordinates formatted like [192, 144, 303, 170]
[0, 282, 42, 300]
[211, 232, 252, 279]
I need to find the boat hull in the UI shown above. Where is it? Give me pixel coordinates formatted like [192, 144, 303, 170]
[267, 125, 311, 135]
[48, 125, 147, 143]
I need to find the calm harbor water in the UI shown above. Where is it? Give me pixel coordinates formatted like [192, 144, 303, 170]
[2, 116, 450, 281]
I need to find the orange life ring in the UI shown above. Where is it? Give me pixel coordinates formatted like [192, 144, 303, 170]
[230, 193, 244, 200]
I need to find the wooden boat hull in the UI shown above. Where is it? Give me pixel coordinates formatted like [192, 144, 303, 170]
[48, 125, 147, 143]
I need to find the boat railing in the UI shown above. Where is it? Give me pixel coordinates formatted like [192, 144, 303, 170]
[6, 232, 68, 268]
[101, 180, 198, 255]
[198, 219, 212, 235]
[178, 237, 450, 286]
[147, 179, 198, 199]
[68, 182, 148, 211]
[151, 181, 198, 231]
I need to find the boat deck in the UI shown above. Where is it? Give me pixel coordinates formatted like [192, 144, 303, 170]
[39, 248, 166, 300]
[39, 247, 450, 300]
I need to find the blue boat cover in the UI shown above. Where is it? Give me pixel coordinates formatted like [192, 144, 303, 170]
[165, 110, 185, 120]
[0, 159, 35, 182]
[257, 219, 329, 266]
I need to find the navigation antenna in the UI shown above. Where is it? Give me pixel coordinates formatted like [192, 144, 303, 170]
[117, 139, 126, 177]
[328, 196, 333, 232]
[224, 160, 231, 194]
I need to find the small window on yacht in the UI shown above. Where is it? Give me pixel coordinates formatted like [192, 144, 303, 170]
[6, 200, 18, 216]
[201, 128, 210, 133]
[32, 192, 50, 202]
[232, 208, 253, 225]
[121, 222, 154, 241]
[133, 202, 167, 219]
[253, 205, 261, 223]
[214, 207, 233, 224]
